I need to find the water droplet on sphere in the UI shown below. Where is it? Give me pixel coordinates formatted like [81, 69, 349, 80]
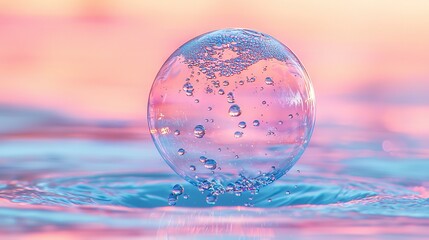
[174, 130, 180, 135]
[278, 121, 283, 125]
[177, 148, 185, 155]
[288, 114, 293, 119]
[253, 120, 260, 126]
[238, 121, 246, 128]
[193, 125, 206, 138]
[223, 80, 229, 86]
[168, 193, 178, 206]
[208, 107, 212, 111]
[228, 104, 241, 117]
[265, 77, 274, 85]
[234, 131, 243, 138]
[189, 165, 196, 171]
[204, 159, 217, 170]
[199, 156, 207, 163]
[172, 184, 184, 195]
[218, 89, 225, 95]
[227, 92, 235, 103]
[206, 194, 218, 204]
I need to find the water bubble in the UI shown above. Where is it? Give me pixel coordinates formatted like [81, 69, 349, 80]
[204, 159, 217, 170]
[174, 130, 180, 135]
[288, 114, 294, 119]
[177, 148, 185, 155]
[253, 120, 260, 126]
[227, 92, 235, 103]
[183, 194, 189, 199]
[172, 184, 184, 195]
[238, 121, 247, 128]
[193, 125, 206, 138]
[199, 156, 207, 163]
[148, 28, 316, 204]
[206, 194, 218, 204]
[183, 82, 194, 96]
[168, 193, 178, 206]
[265, 77, 274, 85]
[234, 131, 243, 138]
[228, 104, 241, 117]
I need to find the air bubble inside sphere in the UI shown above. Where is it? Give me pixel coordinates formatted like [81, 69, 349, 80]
[148, 29, 315, 198]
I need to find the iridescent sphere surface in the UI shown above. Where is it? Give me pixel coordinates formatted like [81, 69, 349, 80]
[148, 29, 315, 195]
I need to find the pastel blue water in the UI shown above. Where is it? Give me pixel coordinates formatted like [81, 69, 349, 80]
[0, 105, 428, 238]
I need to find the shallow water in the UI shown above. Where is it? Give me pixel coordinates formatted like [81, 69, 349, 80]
[0, 98, 428, 239]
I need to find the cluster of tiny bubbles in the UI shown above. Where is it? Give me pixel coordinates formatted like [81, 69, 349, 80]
[168, 184, 184, 206]
[148, 28, 315, 205]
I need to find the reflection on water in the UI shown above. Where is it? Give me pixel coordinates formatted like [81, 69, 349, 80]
[0, 97, 428, 239]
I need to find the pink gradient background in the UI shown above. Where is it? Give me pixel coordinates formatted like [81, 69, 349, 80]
[1, 1, 428, 134]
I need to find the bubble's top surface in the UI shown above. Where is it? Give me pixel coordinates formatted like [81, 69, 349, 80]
[174, 29, 300, 79]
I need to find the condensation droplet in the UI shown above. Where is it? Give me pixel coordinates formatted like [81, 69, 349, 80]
[218, 89, 225, 95]
[193, 125, 206, 138]
[199, 156, 207, 163]
[223, 80, 229, 86]
[289, 114, 293, 119]
[278, 121, 283, 125]
[168, 193, 178, 206]
[208, 107, 212, 111]
[234, 131, 243, 138]
[228, 104, 241, 117]
[189, 165, 196, 171]
[178, 148, 185, 155]
[204, 159, 217, 170]
[172, 184, 184, 195]
[174, 130, 180, 135]
[206, 194, 218, 204]
[238, 121, 247, 128]
[253, 120, 260, 126]
[265, 77, 274, 85]
[227, 92, 235, 103]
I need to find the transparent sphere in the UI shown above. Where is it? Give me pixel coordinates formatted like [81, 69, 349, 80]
[148, 29, 315, 196]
